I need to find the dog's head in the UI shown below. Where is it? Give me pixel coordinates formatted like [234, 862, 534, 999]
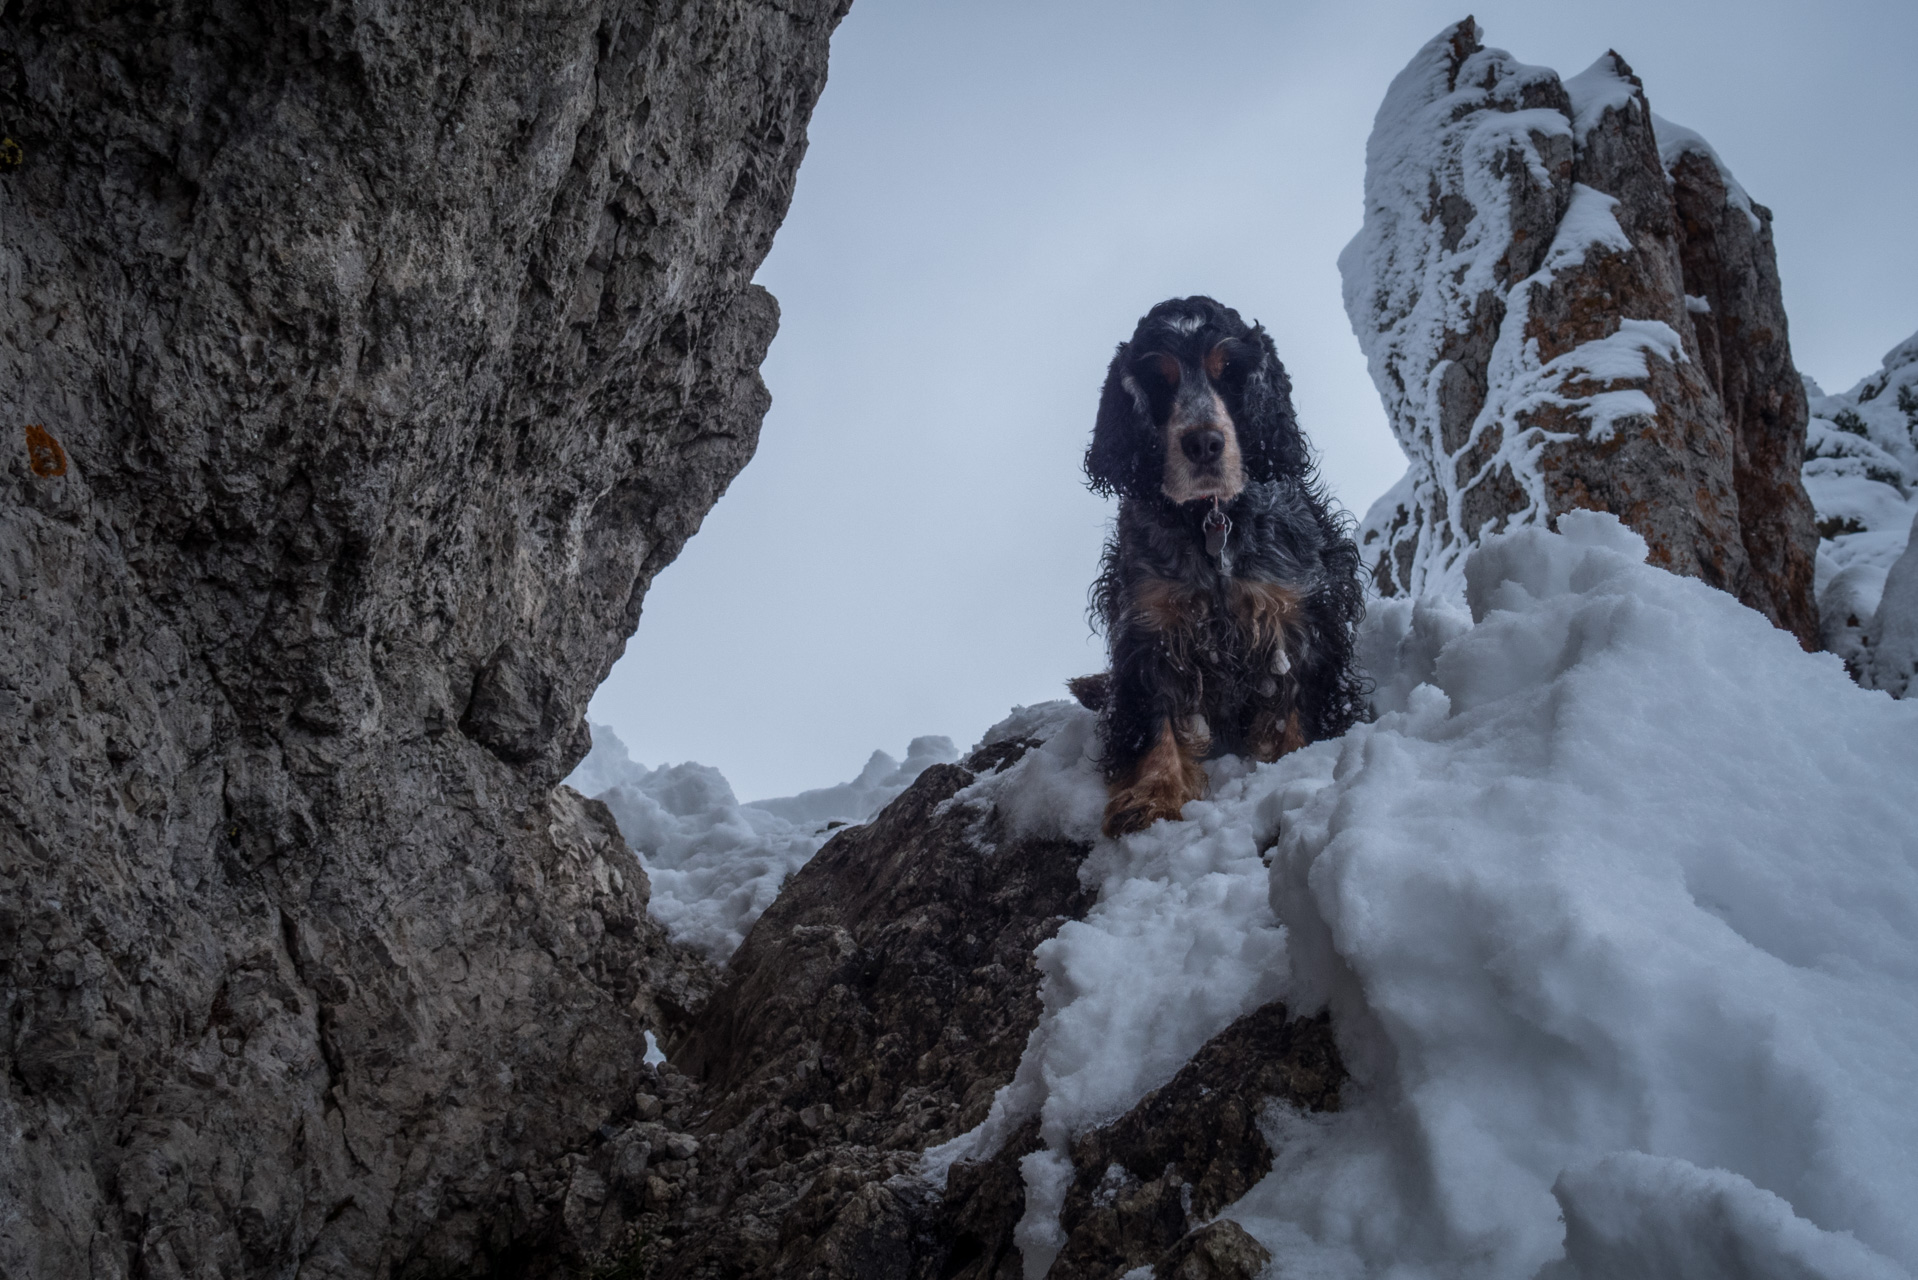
[1084, 296, 1306, 503]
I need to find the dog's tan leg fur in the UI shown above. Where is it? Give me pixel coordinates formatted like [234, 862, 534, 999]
[1228, 579, 1302, 655]
[1103, 717, 1207, 837]
[1280, 708, 1308, 755]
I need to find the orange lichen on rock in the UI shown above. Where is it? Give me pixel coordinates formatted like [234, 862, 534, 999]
[24, 425, 68, 478]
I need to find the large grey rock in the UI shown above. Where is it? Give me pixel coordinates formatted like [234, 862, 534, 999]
[1346, 20, 1819, 647]
[0, 0, 845, 1274]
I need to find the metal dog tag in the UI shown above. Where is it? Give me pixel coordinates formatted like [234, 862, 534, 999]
[1203, 502, 1230, 561]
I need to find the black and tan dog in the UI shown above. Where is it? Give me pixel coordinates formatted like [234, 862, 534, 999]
[1074, 296, 1366, 837]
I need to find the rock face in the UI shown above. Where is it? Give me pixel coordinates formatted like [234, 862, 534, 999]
[0, 1, 845, 1275]
[616, 729, 1343, 1280]
[1344, 20, 1819, 647]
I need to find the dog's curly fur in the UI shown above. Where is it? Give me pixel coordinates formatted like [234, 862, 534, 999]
[1079, 296, 1366, 836]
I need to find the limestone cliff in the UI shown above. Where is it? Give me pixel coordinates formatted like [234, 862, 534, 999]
[0, 1, 845, 1274]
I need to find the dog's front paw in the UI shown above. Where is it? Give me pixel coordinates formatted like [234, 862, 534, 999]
[1102, 717, 1208, 837]
[1102, 789, 1181, 837]
[1102, 769, 1205, 837]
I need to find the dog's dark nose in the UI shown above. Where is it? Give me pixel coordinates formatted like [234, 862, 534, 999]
[1181, 429, 1226, 466]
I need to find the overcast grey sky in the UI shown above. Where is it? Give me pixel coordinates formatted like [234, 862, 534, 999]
[588, 0, 1918, 801]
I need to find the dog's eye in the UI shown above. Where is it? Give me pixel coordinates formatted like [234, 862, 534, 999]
[1206, 340, 1251, 385]
[1129, 352, 1181, 420]
[1134, 352, 1180, 392]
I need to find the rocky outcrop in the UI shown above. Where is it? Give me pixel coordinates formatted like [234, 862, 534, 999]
[608, 728, 1343, 1280]
[1345, 20, 1819, 647]
[650, 740, 1092, 1278]
[0, 0, 845, 1274]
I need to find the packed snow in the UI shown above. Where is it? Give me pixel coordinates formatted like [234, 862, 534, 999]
[565, 725, 958, 960]
[922, 513, 1918, 1280]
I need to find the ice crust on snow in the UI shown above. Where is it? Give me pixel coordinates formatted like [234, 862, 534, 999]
[565, 725, 958, 960]
[925, 513, 1918, 1280]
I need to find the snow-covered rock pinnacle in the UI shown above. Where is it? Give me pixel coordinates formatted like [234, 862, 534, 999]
[1343, 20, 1819, 647]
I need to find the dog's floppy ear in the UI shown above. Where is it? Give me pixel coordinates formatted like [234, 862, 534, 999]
[1232, 323, 1308, 483]
[1085, 342, 1161, 498]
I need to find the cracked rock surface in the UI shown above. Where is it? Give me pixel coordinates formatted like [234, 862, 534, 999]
[0, 0, 845, 1274]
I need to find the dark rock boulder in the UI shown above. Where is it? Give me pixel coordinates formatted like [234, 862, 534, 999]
[1047, 1003, 1342, 1280]
[650, 740, 1094, 1278]
[0, 0, 845, 1273]
[1158, 1220, 1275, 1280]
[1348, 21, 1819, 647]
[676, 748, 1090, 1145]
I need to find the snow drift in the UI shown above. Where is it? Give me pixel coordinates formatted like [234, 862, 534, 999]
[925, 512, 1918, 1280]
